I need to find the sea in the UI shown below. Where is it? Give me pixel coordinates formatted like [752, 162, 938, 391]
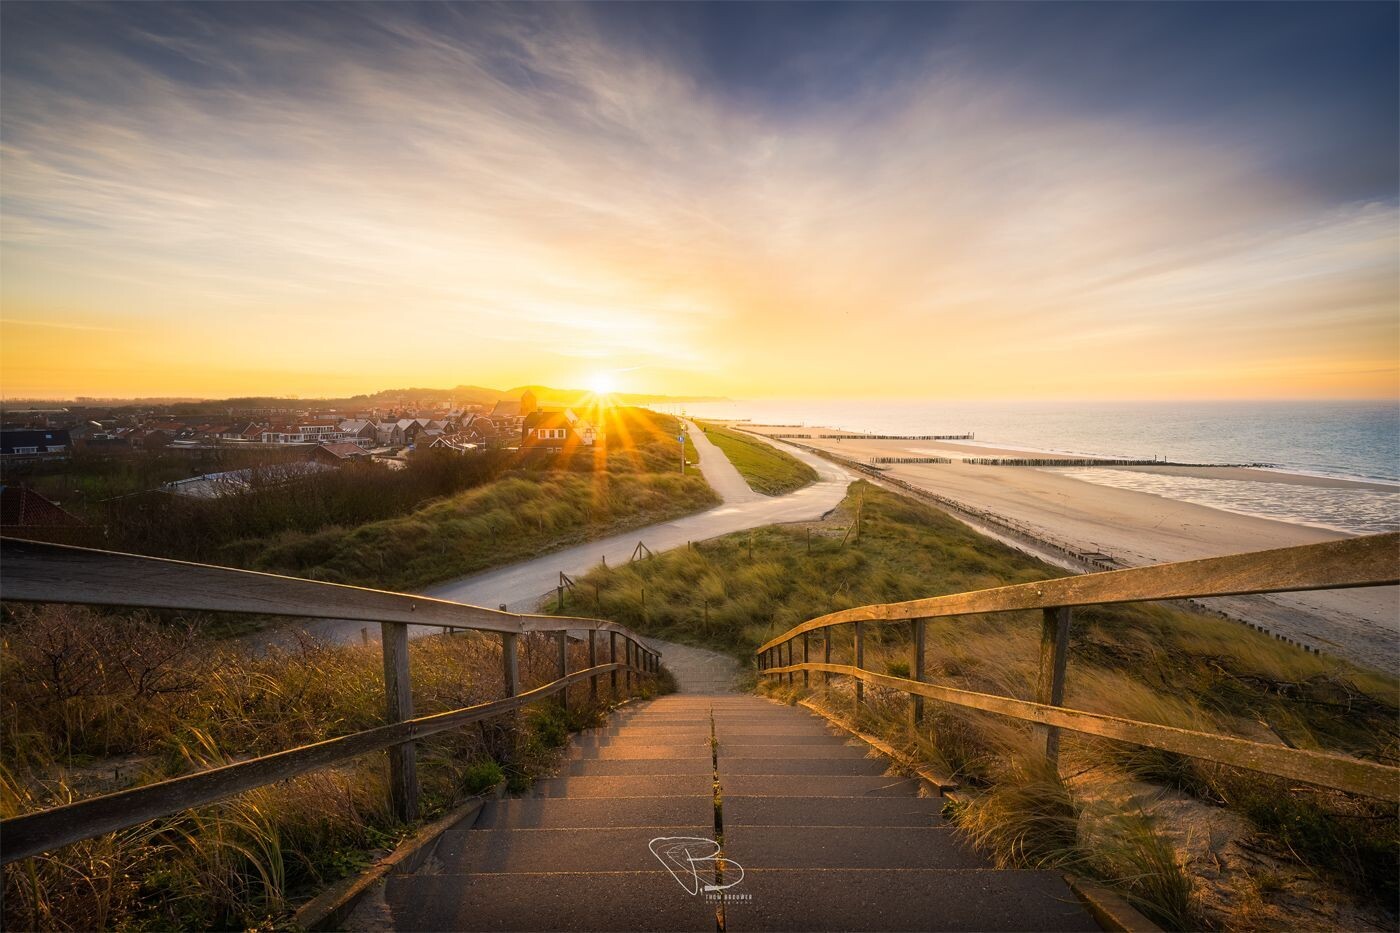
[678, 399, 1400, 535]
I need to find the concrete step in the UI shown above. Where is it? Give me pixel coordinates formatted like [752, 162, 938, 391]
[718, 744, 871, 760]
[530, 774, 710, 798]
[721, 757, 889, 776]
[717, 868, 1098, 931]
[722, 796, 947, 827]
[434, 826, 713, 873]
[721, 825, 981, 870]
[718, 734, 850, 745]
[568, 743, 709, 760]
[721, 774, 923, 797]
[567, 757, 713, 777]
[476, 795, 712, 830]
[381, 872, 717, 931]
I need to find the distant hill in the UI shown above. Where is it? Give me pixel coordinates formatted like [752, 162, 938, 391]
[2, 383, 729, 412]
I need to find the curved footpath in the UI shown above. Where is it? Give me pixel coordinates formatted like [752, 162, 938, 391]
[301, 421, 853, 645]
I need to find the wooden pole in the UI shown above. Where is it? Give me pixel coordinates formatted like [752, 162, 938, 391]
[588, 629, 599, 704]
[802, 632, 810, 689]
[911, 618, 926, 725]
[854, 621, 865, 707]
[557, 630, 569, 712]
[625, 639, 633, 692]
[501, 631, 519, 766]
[610, 631, 619, 698]
[823, 631, 832, 687]
[1036, 607, 1072, 765]
[380, 621, 419, 823]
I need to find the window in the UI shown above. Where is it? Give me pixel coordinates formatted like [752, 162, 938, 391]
[12, 446, 37, 454]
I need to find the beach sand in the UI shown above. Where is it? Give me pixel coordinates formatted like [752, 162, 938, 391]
[737, 426, 1399, 672]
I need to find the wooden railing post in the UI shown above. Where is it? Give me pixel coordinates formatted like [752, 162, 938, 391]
[823, 631, 832, 687]
[588, 629, 599, 704]
[610, 631, 619, 697]
[625, 639, 634, 692]
[786, 640, 795, 686]
[802, 632, 810, 689]
[501, 631, 519, 765]
[380, 621, 419, 823]
[1036, 607, 1072, 765]
[557, 630, 569, 712]
[854, 621, 865, 706]
[911, 618, 926, 725]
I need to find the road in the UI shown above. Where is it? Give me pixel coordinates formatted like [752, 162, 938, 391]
[301, 421, 853, 644]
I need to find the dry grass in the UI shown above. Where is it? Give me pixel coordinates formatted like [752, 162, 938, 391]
[572, 481, 1397, 929]
[1, 604, 668, 930]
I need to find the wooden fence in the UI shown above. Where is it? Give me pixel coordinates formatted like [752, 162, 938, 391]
[821, 433, 974, 440]
[0, 538, 662, 864]
[756, 532, 1400, 801]
[965, 457, 1276, 468]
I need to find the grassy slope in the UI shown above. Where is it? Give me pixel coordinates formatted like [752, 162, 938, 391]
[1, 607, 670, 929]
[552, 481, 1398, 930]
[206, 407, 717, 592]
[696, 421, 817, 496]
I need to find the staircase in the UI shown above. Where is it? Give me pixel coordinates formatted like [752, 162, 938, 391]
[360, 694, 1097, 931]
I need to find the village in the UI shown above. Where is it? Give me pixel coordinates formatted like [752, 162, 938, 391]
[0, 389, 603, 525]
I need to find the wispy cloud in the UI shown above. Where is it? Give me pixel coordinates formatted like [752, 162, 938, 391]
[0, 4, 1394, 398]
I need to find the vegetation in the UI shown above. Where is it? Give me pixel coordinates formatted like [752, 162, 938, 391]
[695, 421, 817, 495]
[0, 603, 670, 930]
[13, 407, 717, 594]
[554, 481, 1399, 930]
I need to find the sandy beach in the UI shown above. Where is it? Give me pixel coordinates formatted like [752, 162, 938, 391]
[736, 425, 1399, 673]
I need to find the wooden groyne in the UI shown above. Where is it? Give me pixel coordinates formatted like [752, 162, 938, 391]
[767, 433, 813, 439]
[870, 456, 952, 464]
[821, 433, 974, 440]
[965, 457, 1277, 468]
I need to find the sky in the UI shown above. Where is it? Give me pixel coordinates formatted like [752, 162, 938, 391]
[1, 1, 1397, 401]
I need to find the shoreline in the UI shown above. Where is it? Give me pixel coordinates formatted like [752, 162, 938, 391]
[731, 423, 1399, 674]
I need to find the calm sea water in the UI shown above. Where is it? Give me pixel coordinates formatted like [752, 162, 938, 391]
[680, 400, 1400, 534]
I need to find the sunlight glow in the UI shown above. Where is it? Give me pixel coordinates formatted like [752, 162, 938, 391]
[587, 373, 618, 397]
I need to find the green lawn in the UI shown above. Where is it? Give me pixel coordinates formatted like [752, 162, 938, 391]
[696, 421, 817, 495]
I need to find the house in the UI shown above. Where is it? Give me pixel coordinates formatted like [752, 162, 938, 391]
[311, 442, 374, 465]
[337, 419, 378, 449]
[520, 408, 599, 453]
[427, 435, 480, 454]
[0, 485, 81, 527]
[1, 429, 72, 463]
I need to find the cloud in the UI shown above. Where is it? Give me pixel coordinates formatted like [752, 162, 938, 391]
[0, 4, 1394, 398]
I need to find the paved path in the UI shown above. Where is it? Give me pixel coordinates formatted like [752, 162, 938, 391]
[302, 423, 852, 644]
[362, 695, 1097, 931]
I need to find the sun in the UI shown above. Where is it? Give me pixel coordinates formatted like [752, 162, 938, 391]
[586, 372, 618, 396]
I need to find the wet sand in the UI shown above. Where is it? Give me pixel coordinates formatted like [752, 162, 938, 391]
[737, 426, 1399, 673]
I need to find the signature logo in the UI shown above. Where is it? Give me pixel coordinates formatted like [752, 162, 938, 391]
[648, 836, 745, 896]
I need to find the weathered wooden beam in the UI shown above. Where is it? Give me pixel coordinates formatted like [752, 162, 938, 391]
[911, 618, 926, 725]
[381, 621, 419, 823]
[1036, 608, 1072, 765]
[0, 662, 624, 863]
[823, 631, 832, 687]
[588, 630, 599, 703]
[802, 632, 810, 690]
[609, 632, 619, 697]
[0, 538, 638, 638]
[762, 661, 1400, 802]
[557, 630, 569, 712]
[854, 621, 865, 706]
[756, 532, 1400, 652]
[501, 631, 520, 767]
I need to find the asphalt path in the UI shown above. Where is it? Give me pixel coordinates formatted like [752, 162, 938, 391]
[299, 421, 853, 645]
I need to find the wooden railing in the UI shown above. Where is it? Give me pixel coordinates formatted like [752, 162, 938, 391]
[0, 538, 662, 864]
[756, 532, 1400, 802]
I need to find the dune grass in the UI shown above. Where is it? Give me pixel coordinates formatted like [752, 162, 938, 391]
[0, 604, 669, 930]
[695, 421, 818, 496]
[553, 481, 1399, 929]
